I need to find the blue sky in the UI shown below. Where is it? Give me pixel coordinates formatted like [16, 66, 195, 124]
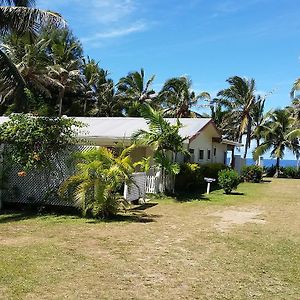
[38, 0, 300, 159]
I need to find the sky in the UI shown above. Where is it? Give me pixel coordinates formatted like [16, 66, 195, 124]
[38, 0, 300, 159]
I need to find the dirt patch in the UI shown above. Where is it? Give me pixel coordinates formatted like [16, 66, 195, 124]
[210, 208, 266, 232]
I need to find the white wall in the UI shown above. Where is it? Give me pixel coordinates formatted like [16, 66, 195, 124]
[189, 124, 227, 164]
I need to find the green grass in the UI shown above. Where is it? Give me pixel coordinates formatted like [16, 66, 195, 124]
[0, 178, 299, 299]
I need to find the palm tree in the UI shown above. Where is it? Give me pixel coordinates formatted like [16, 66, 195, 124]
[217, 76, 256, 158]
[42, 28, 84, 116]
[1, 28, 84, 115]
[253, 109, 300, 176]
[159, 76, 200, 117]
[290, 78, 300, 99]
[60, 146, 134, 218]
[117, 68, 155, 116]
[133, 104, 188, 191]
[251, 96, 267, 148]
[0, 0, 64, 110]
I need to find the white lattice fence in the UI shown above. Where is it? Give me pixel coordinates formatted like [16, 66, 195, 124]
[2, 145, 95, 206]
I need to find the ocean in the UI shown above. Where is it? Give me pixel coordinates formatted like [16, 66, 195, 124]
[246, 158, 298, 167]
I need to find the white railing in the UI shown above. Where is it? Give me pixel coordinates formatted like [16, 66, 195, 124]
[146, 175, 158, 194]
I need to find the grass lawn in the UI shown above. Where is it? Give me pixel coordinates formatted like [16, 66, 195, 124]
[0, 178, 300, 299]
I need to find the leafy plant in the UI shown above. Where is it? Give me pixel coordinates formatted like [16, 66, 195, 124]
[59, 146, 134, 219]
[241, 165, 263, 183]
[175, 162, 226, 192]
[218, 169, 240, 194]
[0, 114, 83, 172]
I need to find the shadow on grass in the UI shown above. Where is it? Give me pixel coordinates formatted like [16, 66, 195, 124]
[0, 211, 39, 223]
[87, 212, 161, 224]
[227, 192, 245, 196]
[174, 192, 210, 202]
[0, 202, 161, 224]
[130, 203, 158, 211]
[0, 203, 80, 224]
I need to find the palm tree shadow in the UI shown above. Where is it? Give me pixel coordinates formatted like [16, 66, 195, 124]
[228, 192, 245, 195]
[174, 192, 210, 202]
[0, 211, 39, 223]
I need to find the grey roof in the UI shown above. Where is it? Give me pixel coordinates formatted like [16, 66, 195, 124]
[0, 116, 215, 140]
[75, 117, 213, 140]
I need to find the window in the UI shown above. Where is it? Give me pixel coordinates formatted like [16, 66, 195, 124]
[189, 149, 195, 162]
[213, 147, 217, 156]
[207, 149, 211, 160]
[199, 150, 204, 160]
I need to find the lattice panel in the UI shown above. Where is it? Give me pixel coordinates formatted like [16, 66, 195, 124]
[3, 145, 96, 206]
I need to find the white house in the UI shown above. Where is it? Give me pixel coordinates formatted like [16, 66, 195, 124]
[74, 117, 242, 168]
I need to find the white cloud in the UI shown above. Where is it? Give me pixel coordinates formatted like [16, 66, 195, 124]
[38, 0, 150, 48]
[82, 21, 147, 43]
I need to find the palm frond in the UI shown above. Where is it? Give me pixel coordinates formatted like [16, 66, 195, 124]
[0, 6, 65, 35]
[0, 47, 25, 102]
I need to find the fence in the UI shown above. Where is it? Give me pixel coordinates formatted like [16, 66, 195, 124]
[1, 145, 95, 206]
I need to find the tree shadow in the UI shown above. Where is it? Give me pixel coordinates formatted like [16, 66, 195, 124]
[174, 192, 210, 202]
[87, 212, 161, 224]
[0, 211, 39, 223]
[130, 203, 158, 211]
[227, 192, 245, 196]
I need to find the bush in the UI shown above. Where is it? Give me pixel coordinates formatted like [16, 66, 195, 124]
[218, 169, 240, 194]
[241, 165, 263, 183]
[175, 162, 227, 192]
[264, 166, 300, 179]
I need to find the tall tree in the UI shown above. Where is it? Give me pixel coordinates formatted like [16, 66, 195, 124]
[253, 109, 300, 176]
[159, 76, 200, 117]
[251, 96, 267, 148]
[45, 28, 84, 116]
[133, 104, 188, 191]
[217, 76, 256, 158]
[290, 78, 300, 99]
[0, 0, 64, 108]
[117, 68, 155, 117]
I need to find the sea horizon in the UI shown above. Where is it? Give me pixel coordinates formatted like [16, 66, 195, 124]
[246, 158, 298, 167]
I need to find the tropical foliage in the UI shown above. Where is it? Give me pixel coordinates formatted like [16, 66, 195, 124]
[59, 146, 134, 218]
[253, 109, 300, 176]
[133, 104, 188, 177]
[218, 169, 240, 194]
[0, 113, 82, 171]
[0, 0, 64, 111]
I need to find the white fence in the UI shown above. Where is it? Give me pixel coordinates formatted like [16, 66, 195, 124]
[146, 175, 158, 193]
[124, 171, 173, 201]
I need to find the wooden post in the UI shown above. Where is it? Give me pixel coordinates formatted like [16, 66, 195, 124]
[206, 182, 211, 194]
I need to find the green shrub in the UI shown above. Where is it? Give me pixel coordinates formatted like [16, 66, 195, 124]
[241, 165, 263, 183]
[175, 162, 226, 192]
[218, 169, 240, 194]
[264, 166, 300, 178]
[282, 166, 299, 178]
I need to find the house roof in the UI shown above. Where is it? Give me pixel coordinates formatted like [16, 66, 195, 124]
[74, 117, 214, 141]
[0, 116, 232, 144]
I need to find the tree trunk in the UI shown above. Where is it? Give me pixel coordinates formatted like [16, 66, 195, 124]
[58, 87, 65, 117]
[243, 118, 252, 159]
[275, 157, 280, 178]
[255, 139, 260, 165]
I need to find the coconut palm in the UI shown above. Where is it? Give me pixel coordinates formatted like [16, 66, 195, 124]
[1, 34, 59, 111]
[251, 96, 267, 148]
[253, 109, 300, 176]
[159, 76, 201, 117]
[117, 68, 155, 116]
[0, 0, 64, 111]
[290, 78, 300, 99]
[133, 104, 188, 192]
[60, 146, 135, 218]
[217, 76, 256, 158]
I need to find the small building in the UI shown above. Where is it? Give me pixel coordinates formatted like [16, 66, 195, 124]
[75, 117, 241, 167]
